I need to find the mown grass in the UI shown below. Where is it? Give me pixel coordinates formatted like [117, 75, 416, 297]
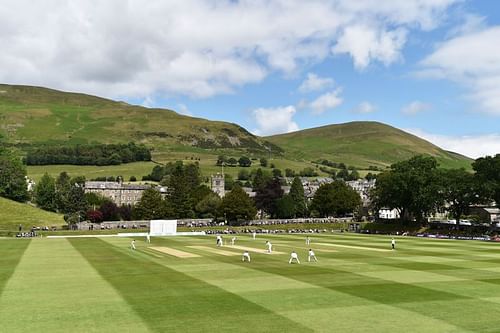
[2, 233, 500, 332]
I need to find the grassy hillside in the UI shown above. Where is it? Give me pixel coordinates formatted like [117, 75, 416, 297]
[0, 197, 65, 232]
[0, 84, 471, 172]
[266, 121, 472, 169]
[0, 84, 280, 155]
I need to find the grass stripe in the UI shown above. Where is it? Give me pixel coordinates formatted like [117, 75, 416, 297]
[70, 237, 312, 333]
[0, 239, 150, 332]
[0, 239, 30, 296]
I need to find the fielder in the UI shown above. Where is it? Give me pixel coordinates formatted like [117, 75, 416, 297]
[305, 236, 311, 245]
[231, 236, 236, 245]
[391, 237, 396, 250]
[146, 234, 151, 243]
[242, 250, 251, 262]
[289, 251, 300, 264]
[216, 235, 223, 247]
[308, 249, 317, 262]
[252, 231, 256, 240]
[266, 241, 272, 253]
[130, 239, 136, 250]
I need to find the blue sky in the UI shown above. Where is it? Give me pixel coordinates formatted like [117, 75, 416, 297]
[1, 0, 499, 157]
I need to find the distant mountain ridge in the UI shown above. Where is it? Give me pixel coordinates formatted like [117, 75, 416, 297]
[0, 84, 471, 169]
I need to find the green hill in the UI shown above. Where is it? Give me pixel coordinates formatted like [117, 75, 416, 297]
[0, 197, 65, 233]
[265, 121, 472, 169]
[0, 84, 280, 155]
[0, 84, 472, 172]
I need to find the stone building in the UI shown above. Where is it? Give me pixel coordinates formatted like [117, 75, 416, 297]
[211, 173, 225, 197]
[84, 181, 152, 206]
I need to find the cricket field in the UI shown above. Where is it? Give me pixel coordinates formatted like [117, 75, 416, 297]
[1, 233, 500, 332]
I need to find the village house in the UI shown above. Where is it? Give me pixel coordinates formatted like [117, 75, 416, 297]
[84, 181, 167, 206]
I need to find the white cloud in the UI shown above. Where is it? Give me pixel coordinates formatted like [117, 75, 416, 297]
[309, 89, 343, 114]
[0, 0, 458, 100]
[406, 128, 500, 159]
[401, 101, 431, 115]
[252, 106, 299, 136]
[418, 26, 500, 115]
[351, 101, 377, 114]
[298, 73, 334, 93]
[332, 25, 407, 70]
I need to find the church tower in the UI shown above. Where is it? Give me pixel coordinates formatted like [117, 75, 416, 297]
[211, 173, 225, 197]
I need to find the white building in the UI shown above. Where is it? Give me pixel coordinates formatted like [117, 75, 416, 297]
[378, 208, 400, 220]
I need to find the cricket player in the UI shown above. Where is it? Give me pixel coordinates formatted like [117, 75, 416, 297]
[266, 241, 272, 253]
[131, 239, 136, 250]
[231, 236, 236, 245]
[391, 238, 396, 250]
[308, 249, 317, 262]
[305, 236, 311, 245]
[216, 235, 223, 247]
[252, 231, 256, 240]
[242, 250, 251, 262]
[289, 251, 300, 264]
[146, 234, 151, 243]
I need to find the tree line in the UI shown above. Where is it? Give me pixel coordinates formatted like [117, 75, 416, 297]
[25, 142, 151, 166]
[371, 155, 500, 225]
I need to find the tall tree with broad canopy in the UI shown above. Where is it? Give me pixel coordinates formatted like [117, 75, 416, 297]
[371, 155, 442, 223]
[310, 181, 361, 217]
[439, 168, 485, 227]
[219, 185, 256, 224]
[473, 154, 500, 208]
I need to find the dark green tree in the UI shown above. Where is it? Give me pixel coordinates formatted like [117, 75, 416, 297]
[276, 194, 296, 219]
[195, 192, 221, 218]
[55, 172, 71, 212]
[371, 155, 442, 223]
[254, 178, 284, 218]
[0, 153, 29, 202]
[440, 168, 484, 227]
[289, 176, 307, 217]
[34, 173, 57, 211]
[259, 157, 268, 167]
[227, 157, 238, 166]
[219, 185, 256, 224]
[473, 154, 500, 207]
[168, 164, 194, 218]
[272, 168, 282, 178]
[238, 156, 252, 167]
[310, 181, 361, 217]
[135, 188, 165, 220]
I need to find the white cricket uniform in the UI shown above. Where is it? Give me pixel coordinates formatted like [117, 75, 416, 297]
[131, 241, 136, 250]
[306, 237, 310, 245]
[242, 252, 251, 262]
[391, 239, 396, 249]
[289, 252, 300, 264]
[231, 237, 236, 245]
[267, 242, 272, 253]
[252, 232, 256, 240]
[146, 234, 151, 243]
[308, 250, 317, 262]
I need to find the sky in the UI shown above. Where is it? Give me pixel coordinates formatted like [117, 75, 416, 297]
[0, 0, 499, 158]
